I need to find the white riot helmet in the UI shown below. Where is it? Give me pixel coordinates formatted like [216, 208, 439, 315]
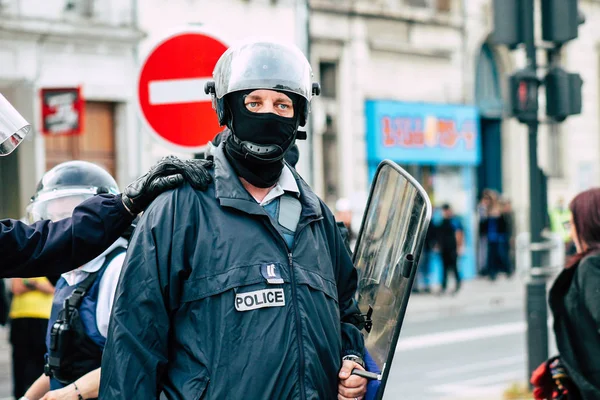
[205, 39, 321, 128]
[26, 161, 119, 223]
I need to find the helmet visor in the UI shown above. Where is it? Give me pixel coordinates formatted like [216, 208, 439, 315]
[26, 189, 96, 223]
[214, 40, 313, 101]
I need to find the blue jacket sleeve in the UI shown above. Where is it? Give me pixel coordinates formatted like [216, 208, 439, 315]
[1, 194, 133, 278]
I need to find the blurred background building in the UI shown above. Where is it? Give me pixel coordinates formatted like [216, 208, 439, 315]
[0, 0, 142, 217]
[1, 0, 599, 283]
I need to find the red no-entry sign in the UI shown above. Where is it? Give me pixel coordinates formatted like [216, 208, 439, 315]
[138, 28, 228, 151]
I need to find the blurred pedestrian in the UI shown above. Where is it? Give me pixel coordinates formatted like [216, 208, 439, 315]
[476, 189, 497, 276]
[499, 196, 515, 276]
[480, 196, 510, 280]
[9, 277, 54, 399]
[414, 222, 436, 294]
[532, 188, 600, 399]
[550, 197, 574, 256]
[336, 197, 356, 251]
[437, 204, 464, 294]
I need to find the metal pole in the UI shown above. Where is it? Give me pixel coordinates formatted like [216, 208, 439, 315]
[523, 0, 549, 383]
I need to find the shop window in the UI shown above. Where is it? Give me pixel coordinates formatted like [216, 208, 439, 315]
[319, 62, 338, 99]
[45, 101, 117, 177]
[547, 122, 564, 178]
[322, 115, 339, 205]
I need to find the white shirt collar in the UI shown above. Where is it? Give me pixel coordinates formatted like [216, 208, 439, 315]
[61, 237, 128, 286]
[260, 165, 300, 206]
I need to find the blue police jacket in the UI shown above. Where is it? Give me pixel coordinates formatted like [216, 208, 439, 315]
[100, 145, 365, 400]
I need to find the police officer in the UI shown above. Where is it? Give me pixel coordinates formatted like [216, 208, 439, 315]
[100, 39, 368, 400]
[21, 161, 129, 400]
[1, 155, 213, 279]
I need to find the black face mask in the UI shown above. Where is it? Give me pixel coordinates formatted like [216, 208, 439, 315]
[224, 91, 300, 188]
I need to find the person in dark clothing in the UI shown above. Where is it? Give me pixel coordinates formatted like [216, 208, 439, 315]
[1, 156, 212, 279]
[414, 222, 436, 293]
[535, 188, 600, 399]
[100, 39, 367, 400]
[480, 200, 511, 281]
[437, 204, 464, 294]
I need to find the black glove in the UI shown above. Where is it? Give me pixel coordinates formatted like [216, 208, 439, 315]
[122, 156, 213, 215]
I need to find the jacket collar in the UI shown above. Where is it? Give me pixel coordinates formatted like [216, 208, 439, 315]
[213, 143, 322, 220]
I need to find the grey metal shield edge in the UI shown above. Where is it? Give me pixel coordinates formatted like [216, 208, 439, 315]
[0, 93, 31, 156]
[351, 160, 432, 399]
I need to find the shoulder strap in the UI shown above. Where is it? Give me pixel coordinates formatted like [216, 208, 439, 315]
[278, 195, 302, 233]
[66, 246, 127, 309]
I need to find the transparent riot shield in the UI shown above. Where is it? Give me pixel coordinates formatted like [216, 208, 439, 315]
[352, 160, 432, 399]
[0, 93, 31, 156]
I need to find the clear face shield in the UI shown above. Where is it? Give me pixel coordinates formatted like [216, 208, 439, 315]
[26, 188, 97, 223]
[213, 40, 314, 101]
[0, 93, 31, 156]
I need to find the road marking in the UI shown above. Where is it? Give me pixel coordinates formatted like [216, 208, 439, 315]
[148, 77, 212, 105]
[396, 322, 525, 351]
[430, 370, 524, 395]
[397, 319, 554, 351]
[426, 355, 525, 378]
[405, 301, 522, 323]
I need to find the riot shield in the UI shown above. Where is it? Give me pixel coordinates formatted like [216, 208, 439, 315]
[352, 160, 432, 399]
[0, 93, 31, 156]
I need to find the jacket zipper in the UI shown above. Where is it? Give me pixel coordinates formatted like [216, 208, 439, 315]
[262, 215, 322, 400]
[288, 251, 306, 400]
[288, 218, 322, 400]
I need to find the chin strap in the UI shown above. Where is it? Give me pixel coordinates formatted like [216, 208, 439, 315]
[229, 131, 298, 164]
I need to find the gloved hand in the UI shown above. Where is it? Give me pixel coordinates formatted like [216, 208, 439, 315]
[122, 156, 213, 215]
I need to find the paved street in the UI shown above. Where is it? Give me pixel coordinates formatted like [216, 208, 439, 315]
[384, 277, 557, 400]
[0, 277, 555, 399]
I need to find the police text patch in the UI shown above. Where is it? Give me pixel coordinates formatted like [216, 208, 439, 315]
[235, 288, 285, 312]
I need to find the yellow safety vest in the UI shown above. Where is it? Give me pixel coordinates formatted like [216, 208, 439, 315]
[549, 207, 571, 243]
[9, 277, 53, 320]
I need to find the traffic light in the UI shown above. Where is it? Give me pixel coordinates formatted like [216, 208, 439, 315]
[545, 67, 583, 121]
[492, 0, 524, 47]
[541, 0, 584, 44]
[510, 68, 539, 123]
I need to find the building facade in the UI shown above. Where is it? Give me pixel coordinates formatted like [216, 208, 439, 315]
[309, 0, 600, 281]
[0, 0, 142, 219]
[309, 0, 480, 281]
[466, 0, 600, 240]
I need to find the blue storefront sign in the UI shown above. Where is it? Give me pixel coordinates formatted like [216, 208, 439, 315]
[365, 100, 481, 166]
[365, 100, 482, 288]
